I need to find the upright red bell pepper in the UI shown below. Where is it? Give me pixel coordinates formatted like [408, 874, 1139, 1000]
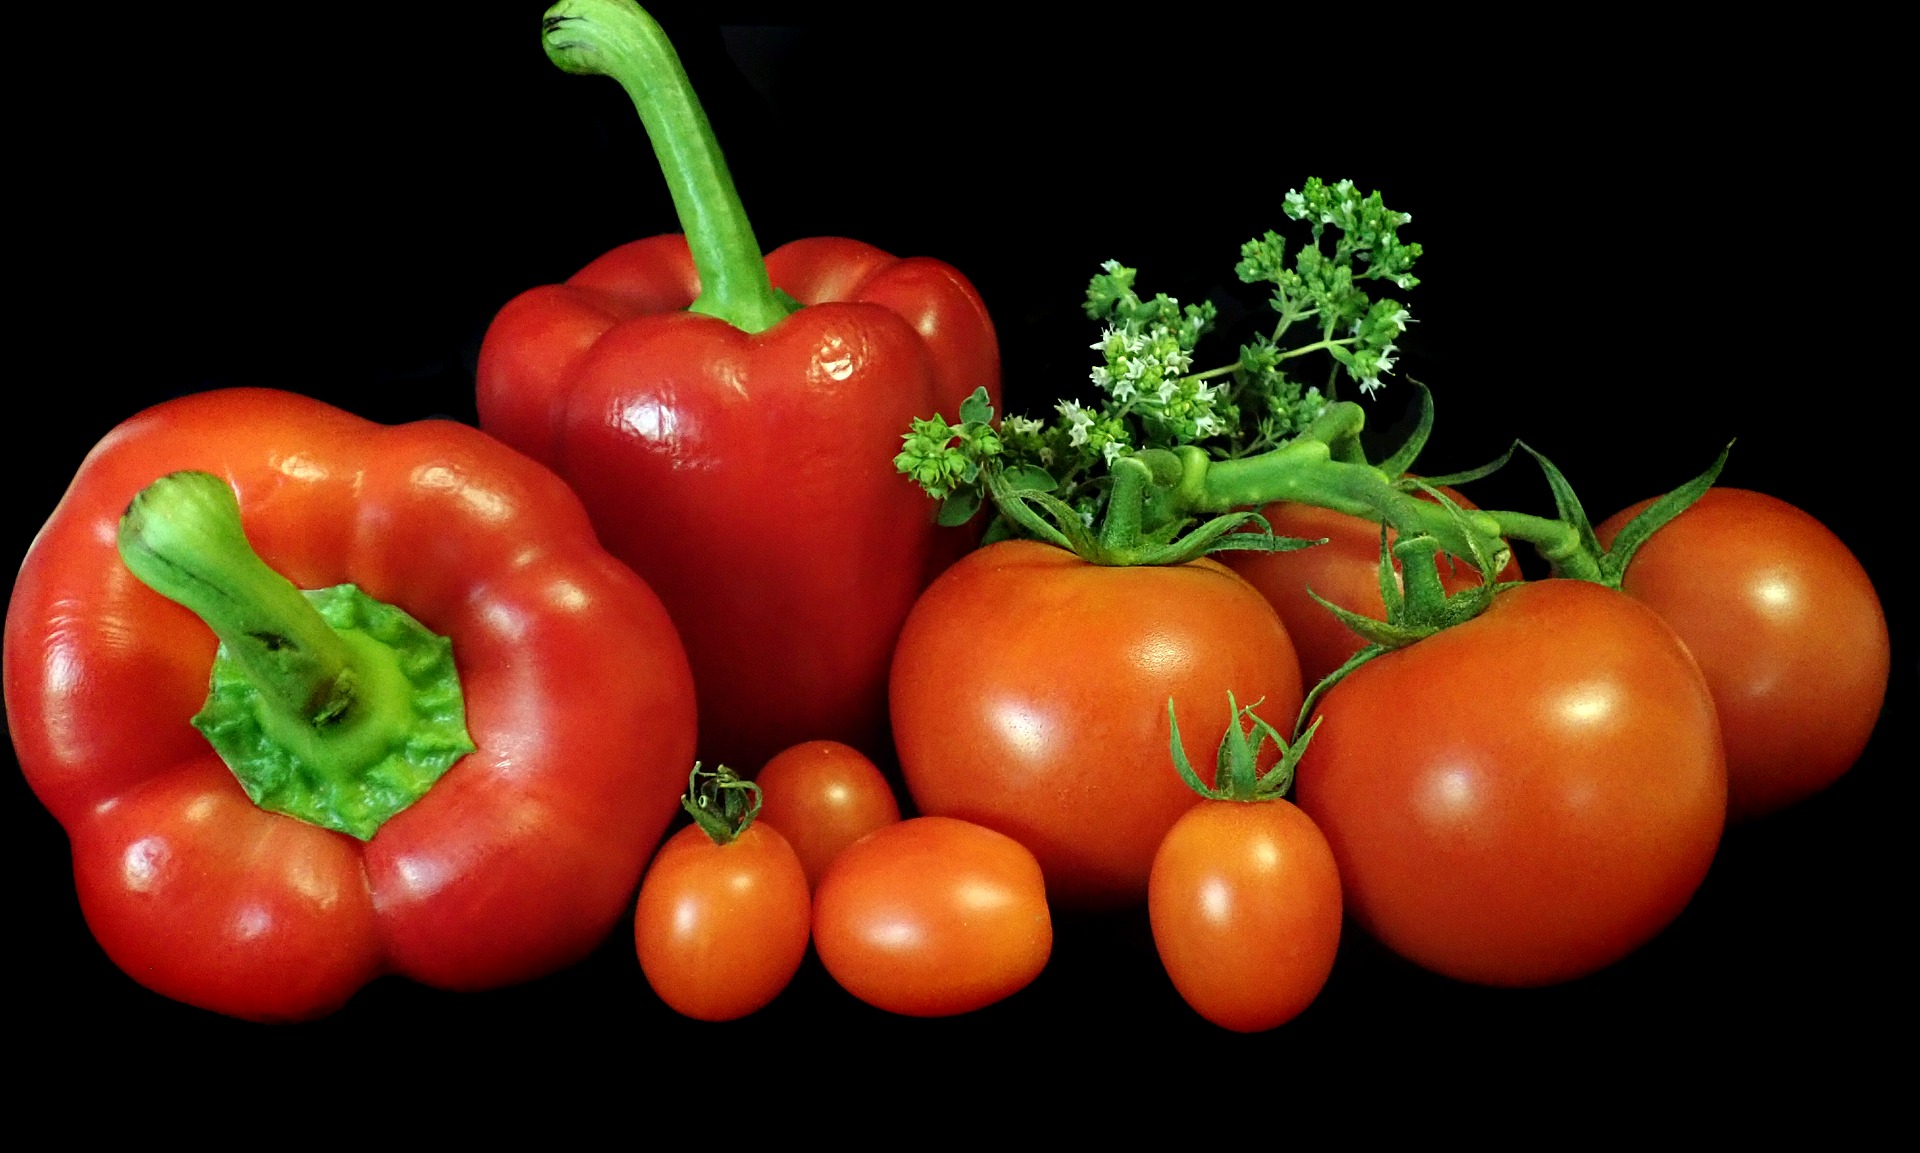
[477, 0, 1000, 770]
[3, 388, 697, 1021]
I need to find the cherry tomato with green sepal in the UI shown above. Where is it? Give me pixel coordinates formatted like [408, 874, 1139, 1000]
[634, 765, 810, 1022]
[1148, 696, 1342, 1032]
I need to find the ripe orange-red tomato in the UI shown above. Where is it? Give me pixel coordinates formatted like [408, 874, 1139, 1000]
[755, 740, 902, 889]
[1596, 488, 1889, 821]
[634, 822, 811, 1022]
[1224, 490, 1521, 687]
[891, 539, 1302, 908]
[1295, 580, 1726, 986]
[1149, 799, 1342, 1032]
[811, 817, 1051, 1017]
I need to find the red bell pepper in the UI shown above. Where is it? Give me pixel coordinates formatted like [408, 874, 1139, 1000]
[3, 388, 697, 1021]
[477, 0, 1000, 770]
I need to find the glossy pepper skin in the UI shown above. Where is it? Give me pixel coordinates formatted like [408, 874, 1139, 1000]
[479, 235, 996, 768]
[4, 388, 698, 1021]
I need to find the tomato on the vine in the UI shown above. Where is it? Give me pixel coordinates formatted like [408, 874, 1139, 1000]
[755, 740, 902, 888]
[1224, 489, 1521, 687]
[890, 539, 1303, 908]
[1149, 798, 1342, 1032]
[811, 816, 1051, 1017]
[634, 821, 811, 1022]
[1596, 488, 1889, 822]
[1294, 579, 1726, 986]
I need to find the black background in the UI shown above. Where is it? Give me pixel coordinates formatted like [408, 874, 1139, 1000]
[9, 3, 1907, 1107]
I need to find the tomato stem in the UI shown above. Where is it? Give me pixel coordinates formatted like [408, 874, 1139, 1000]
[1166, 694, 1312, 802]
[681, 762, 762, 844]
[1174, 442, 1512, 572]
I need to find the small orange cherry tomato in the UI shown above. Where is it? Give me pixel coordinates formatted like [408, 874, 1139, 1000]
[1149, 799, 1342, 1032]
[634, 821, 811, 1022]
[755, 740, 902, 888]
[812, 816, 1051, 1017]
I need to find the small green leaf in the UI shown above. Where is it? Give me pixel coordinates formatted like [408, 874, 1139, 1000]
[1376, 380, 1434, 480]
[1308, 588, 1432, 650]
[958, 386, 995, 426]
[1166, 698, 1210, 797]
[1519, 443, 1599, 555]
[1598, 443, 1732, 585]
[938, 488, 982, 527]
[1414, 442, 1516, 489]
[1000, 464, 1058, 492]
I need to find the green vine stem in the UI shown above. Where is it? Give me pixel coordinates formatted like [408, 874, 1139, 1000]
[1141, 437, 1513, 571]
[541, 0, 791, 332]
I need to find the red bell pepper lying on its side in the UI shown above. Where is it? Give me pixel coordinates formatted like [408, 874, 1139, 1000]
[3, 389, 697, 1021]
[478, 0, 1000, 770]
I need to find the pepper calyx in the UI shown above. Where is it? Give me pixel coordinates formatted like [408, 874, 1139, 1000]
[118, 470, 475, 840]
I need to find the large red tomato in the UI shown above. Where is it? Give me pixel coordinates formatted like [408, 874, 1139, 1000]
[1596, 488, 1889, 821]
[1293, 579, 1726, 986]
[1224, 489, 1520, 687]
[890, 539, 1303, 909]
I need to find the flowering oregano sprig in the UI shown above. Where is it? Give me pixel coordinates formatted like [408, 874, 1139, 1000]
[896, 178, 1424, 542]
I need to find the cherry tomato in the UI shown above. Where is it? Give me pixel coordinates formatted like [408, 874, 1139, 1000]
[890, 539, 1302, 909]
[634, 821, 811, 1022]
[811, 816, 1051, 1017]
[1148, 799, 1342, 1032]
[1224, 488, 1521, 687]
[1596, 488, 1889, 822]
[755, 740, 902, 889]
[1294, 580, 1726, 986]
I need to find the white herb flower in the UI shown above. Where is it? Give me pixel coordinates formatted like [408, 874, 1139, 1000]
[1057, 400, 1095, 447]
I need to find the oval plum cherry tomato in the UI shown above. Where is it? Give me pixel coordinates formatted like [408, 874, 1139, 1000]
[634, 821, 811, 1022]
[1596, 487, 1890, 821]
[811, 816, 1051, 1017]
[755, 740, 902, 889]
[891, 539, 1302, 908]
[1294, 579, 1726, 986]
[1224, 489, 1521, 687]
[1149, 799, 1342, 1032]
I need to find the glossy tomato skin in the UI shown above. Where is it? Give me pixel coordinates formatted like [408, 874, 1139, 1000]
[635, 822, 812, 1022]
[890, 539, 1303, 909]
[1596, 488, 1889, 822]
[1294, 580, 1726, 987]
[1148, 799, 1343, 1032]
[755, 740, 902, 889]
[1224, 491, 1521, 688]
[811, 816, 1051, 1017]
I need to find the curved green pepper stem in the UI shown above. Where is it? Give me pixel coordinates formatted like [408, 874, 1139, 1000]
[120, 472, 359, 724]
[118, 471, 474, 840]
[542, 0, 791, 333]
